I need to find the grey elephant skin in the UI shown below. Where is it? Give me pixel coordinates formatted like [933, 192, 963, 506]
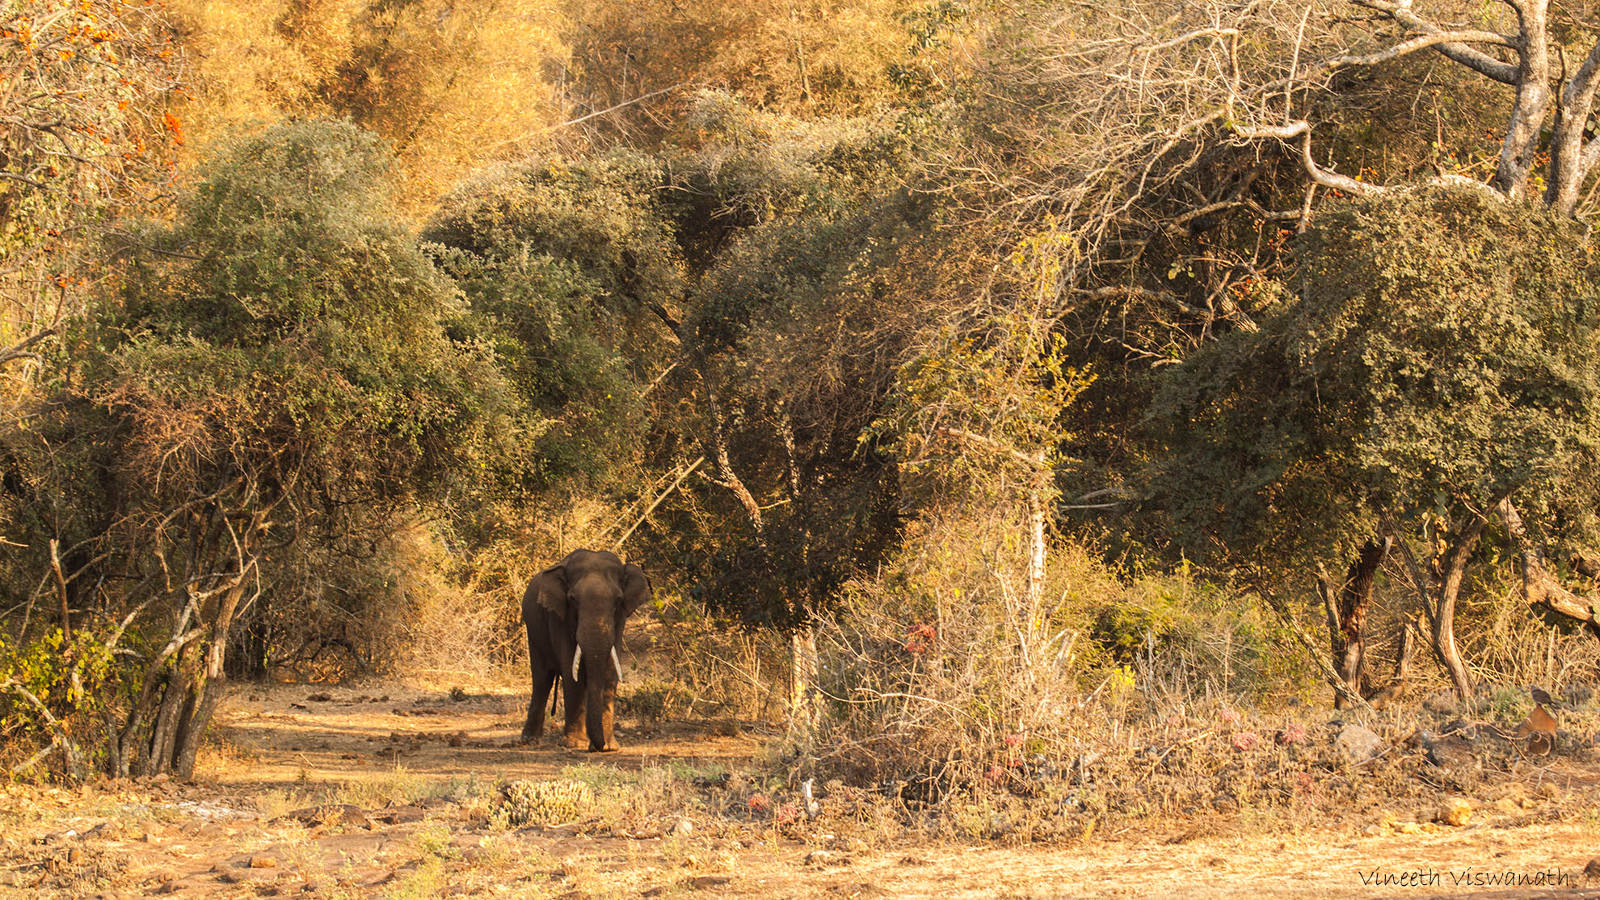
[520, 549, 651, 751]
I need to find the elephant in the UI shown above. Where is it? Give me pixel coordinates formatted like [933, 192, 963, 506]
[520, 549, 651, 751]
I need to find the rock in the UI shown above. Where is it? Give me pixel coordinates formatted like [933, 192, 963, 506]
[804, 850, 839, 866]
[371, 806, 426, 825]
[273, 804, 373, 830]
[1361, 824, 1382, 837]
[249, 855, 278, 869]
[1436, 797, 1472, 826]
[672, 818, 694, 837]
[1421, 733, 1475, 771]
[1336, 725, 1385, 763]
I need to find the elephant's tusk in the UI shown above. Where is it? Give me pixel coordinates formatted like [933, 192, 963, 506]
[571, 645, 582, 682]
[611, 647, 623, 680]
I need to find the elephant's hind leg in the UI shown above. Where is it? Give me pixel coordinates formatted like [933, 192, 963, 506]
[522, 669, 556, 744]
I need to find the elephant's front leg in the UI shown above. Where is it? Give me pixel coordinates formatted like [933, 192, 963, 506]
[560, 675, 588, 749]
[589, 680, 619, 752]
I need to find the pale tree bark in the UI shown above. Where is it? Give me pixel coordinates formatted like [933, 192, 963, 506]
[1245, 1, 1600, 215]
[1388, 514, 1488, 700]
[1497, 498, 1600, 641]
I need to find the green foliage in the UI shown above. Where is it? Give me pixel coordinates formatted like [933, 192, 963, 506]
[669, 91, 911, 232]
[1149, 185, 1600, 568]
[872, 313, 1095, 504]
[424, 151, 681, 488]
[100, 119, 526, 499]
[0, 629, 113, 732]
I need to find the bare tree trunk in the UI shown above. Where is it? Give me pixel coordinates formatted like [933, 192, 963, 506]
[789, 626, 817, 727]
[1025, 477, 1047, 620]
[1490, 0, 1550, 198]
[1498, 497, 1600, 640]
[172, 580, 246, 778]
[1430, 519, 1485, 700]
[1320, 538, 1390, 708]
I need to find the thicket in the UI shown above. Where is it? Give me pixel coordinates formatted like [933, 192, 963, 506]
[5, 0, 1600, 789]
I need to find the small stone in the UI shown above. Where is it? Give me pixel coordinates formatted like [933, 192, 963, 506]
[249, 855, 278, 869]
[1336, 725, 1385, 763]
[1437, 797, 1471, 827]
[672, 818, 694, 837]
[1361, 824, 1382, 837]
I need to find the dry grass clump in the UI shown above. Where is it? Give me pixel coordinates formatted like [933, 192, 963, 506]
[792, 516, 1296, 791]
[623, 606, 790, 725]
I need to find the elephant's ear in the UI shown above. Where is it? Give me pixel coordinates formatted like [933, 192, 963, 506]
[620, 564, 651, 620]
[529, 565, 570, 621]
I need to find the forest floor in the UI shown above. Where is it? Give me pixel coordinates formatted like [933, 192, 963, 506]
[4, 681, 1600, 899]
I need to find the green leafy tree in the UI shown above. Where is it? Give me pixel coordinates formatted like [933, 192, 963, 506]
[4, 121, 526, 777]
[1149, 185, 1600, 700]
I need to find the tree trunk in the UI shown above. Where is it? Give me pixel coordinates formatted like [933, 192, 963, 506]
[789, 625, 817, 727]
[1321, 538, 1390, 709]
[1025, 477, 1047, 620]
[170, 580, 246, 778]
[1430, 519, 1485, 700]
[143, 644, 198, 776]
[1498, 497, 1600, 641]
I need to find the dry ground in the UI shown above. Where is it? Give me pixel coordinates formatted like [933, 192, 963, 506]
[3, 681, 1600, 899]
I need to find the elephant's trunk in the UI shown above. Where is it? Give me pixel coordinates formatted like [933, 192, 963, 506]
[611, 647, 623, 680]
[571, 645, 582, 682]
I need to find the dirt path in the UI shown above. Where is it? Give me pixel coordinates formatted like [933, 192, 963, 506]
[206, 680, 757, 787]
[4, 682, 1599, 899]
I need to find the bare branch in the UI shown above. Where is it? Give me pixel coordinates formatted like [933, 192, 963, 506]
[1232, 121, 1384, 196]
[1497, 498, 1600, 641]
[1352, 0, 1520, 84]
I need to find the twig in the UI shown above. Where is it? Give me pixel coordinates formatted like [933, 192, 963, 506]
[612, 456, 705, 552]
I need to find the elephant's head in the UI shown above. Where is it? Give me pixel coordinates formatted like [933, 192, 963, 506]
[529, 549, 651, 751]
